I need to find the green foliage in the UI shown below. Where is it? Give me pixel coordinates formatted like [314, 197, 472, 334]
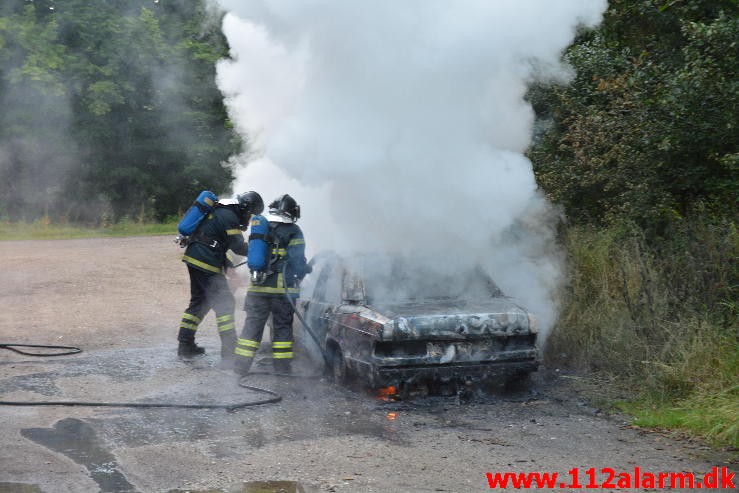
[0, 0, 241, 223]
[532, 1, 739, 448]
[619, 340, 738, 448]
[546, 218, 738, 447]
[0, 218, 178, 240]
[529, 0, 738, 228]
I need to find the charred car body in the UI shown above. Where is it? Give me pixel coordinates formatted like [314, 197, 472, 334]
[295, 253, 539, 393]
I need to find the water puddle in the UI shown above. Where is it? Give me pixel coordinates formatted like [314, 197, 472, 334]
[7, 346, 406, 457]
[21, 418, 136, 492]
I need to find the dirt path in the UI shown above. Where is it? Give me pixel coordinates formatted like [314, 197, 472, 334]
[0, 237, 734, 492]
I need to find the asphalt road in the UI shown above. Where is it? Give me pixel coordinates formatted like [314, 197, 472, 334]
[0, 236, 734, 492]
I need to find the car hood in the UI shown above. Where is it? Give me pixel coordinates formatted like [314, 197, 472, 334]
[370, 297, 533, 341]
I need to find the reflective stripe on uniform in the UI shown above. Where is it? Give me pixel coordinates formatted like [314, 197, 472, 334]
[247, 272, 299, 294]
[248, 285, 300, 294]
[216, 314, 235, 332]
[182, 255, 221, 274]
[226, 229, 242, 235]
[272, 340, 293, 359]
[182, 313, 202, 324]
[235, 338, 259, 358]
[288, 238, 305, 246]
[234, 347, 255, 357]
[180, 311, 201, 331]
[237, 338, 260, 348]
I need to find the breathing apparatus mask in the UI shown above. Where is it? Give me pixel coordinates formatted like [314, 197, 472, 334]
[236, 191, 264, 229]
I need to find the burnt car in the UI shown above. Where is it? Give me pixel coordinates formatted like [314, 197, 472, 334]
[294, 253, 539, 394]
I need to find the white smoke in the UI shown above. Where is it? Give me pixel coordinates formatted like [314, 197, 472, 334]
[213, 0, 607, 340]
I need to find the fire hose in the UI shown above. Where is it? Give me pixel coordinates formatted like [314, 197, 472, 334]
[0, 342, 282, 410]
[0, 343, 82, 357]
[0, 341, 282, 410]
[279, 255, 330, 366]
[0, 257, 323, 410]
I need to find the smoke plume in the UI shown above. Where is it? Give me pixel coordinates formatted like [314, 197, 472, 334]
[213, 0, 607, 340]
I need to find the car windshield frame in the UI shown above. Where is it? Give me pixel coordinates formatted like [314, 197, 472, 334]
[340, 254, 503, 307]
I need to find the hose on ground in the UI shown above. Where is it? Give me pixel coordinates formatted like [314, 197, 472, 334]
[0, 384, 281, 411]
[0, 343, 282, 411]
[0, 254, 328, 410]
[0, 344, 82, 357]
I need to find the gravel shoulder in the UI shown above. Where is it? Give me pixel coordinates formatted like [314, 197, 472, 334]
[0, 236, 734, 493]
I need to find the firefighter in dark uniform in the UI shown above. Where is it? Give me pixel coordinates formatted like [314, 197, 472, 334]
[234, 194, 311, 375]
[178, 191, 264, 361]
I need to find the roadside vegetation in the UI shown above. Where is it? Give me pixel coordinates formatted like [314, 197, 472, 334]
[0, 0, 736, 448]
[530, 0, 738, 448]
[546, 220, 737, 448]
[0, 217, 177, 240]
[0, 0, 239, 223]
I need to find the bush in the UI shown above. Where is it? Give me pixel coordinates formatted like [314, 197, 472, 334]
[546, 216, 738, 447]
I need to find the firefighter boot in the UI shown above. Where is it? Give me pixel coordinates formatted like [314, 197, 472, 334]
[273, 359, 292, 375]
[233, 357, 253, 377]
[177, 319, 205, 358]
[177, 341, 205, 358]
[218, 330, 238, 370]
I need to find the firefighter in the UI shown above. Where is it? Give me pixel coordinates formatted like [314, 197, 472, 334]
[234, 194, 311, 375]
[177, 191, 264, 361]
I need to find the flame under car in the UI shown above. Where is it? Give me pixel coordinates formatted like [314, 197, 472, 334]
[294, 253, 539, 393]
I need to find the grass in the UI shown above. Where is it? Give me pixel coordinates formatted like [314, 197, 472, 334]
[0, 219, 178, 240]
[618, 338, 739, 449]
[546, 218, 738, 450]
[618, 385, 739, 449]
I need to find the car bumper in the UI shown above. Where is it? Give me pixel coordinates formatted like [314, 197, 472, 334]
[358, 360, 539, 388]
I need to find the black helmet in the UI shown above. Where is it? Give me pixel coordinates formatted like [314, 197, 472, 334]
[237, 191, 264, 216]
[269, 194, 300, 221]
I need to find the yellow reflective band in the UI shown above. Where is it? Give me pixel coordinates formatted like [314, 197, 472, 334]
[271, 248, 287, 257]
[247, 272, 299, 294]
[226, 229, 242, 235]
[179, 322, 198, 331]
[272, 341, 293, 348]
[216, 314, 234, 323]
[182, 255, 222, 274]
[237, 338, 260, 348]
[234, 348, 255, 357]
[272, 352, 293, 359]
[218, 323, 235, 332]
[288, 238, 305, 246]
[182, 313, 202, 323]
[248, 285, 300, 294]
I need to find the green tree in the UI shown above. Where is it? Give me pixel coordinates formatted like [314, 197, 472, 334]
[0, 2, 77, 221]
[529, 0, 738, 229]
[0, 0, 241, 223]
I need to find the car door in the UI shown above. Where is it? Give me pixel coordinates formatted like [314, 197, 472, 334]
[301, 256, 341, 351]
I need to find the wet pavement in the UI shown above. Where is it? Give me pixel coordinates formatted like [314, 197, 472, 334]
[0, 344, 417, 491]
[1, 343, 734, 492]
